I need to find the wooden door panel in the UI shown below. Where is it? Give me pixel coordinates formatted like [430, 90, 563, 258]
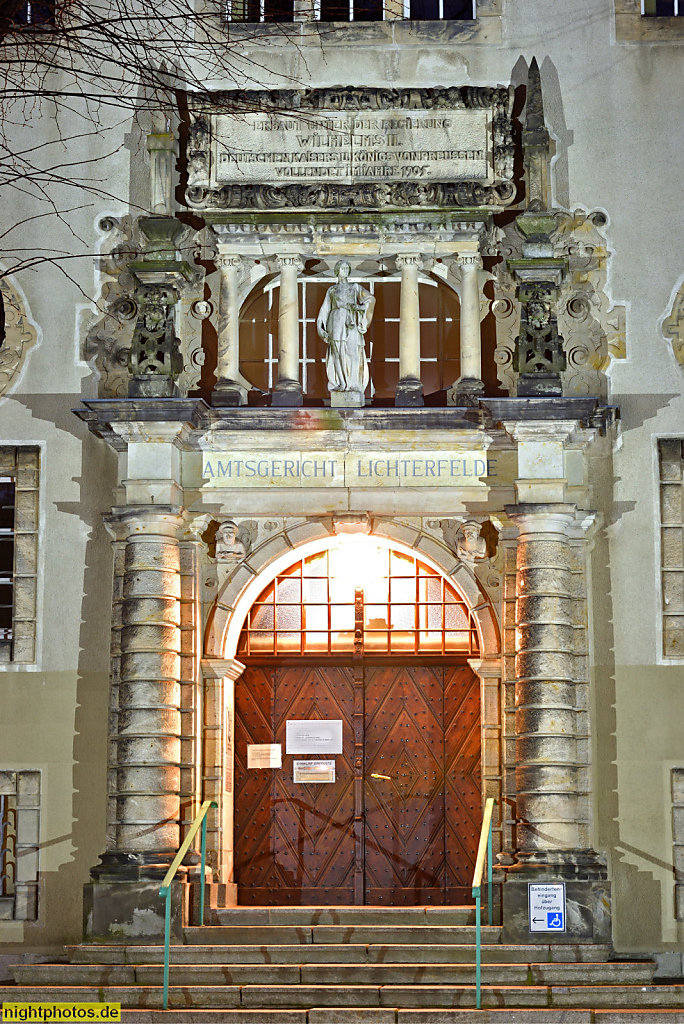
[364, 665, 447, 903]
[235, 663, 356, 904]
[444, 664, 481, 901]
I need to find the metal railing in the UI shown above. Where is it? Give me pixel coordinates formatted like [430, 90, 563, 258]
[159, 799, 217, 1011]
[471, 797, 495, 1011]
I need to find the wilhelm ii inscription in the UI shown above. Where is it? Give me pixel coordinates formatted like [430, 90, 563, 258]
[213, 108, 491, 186]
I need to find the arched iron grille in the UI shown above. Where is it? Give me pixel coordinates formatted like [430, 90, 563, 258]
[237, 545, 480, 656]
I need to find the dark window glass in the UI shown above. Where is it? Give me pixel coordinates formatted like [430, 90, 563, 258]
[12, 0, 55, 25]
[353, 0, 383, 20]
[319, 0, 350, 19]
[263, 0, 295, 20]
[642, 0, 682, 12]
[0, 480, 15, 644]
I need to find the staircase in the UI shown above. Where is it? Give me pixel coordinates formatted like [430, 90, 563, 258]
[5, 906, 684, 1022]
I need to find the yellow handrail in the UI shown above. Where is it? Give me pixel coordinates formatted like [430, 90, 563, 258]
[471, 796, 495, 891]
[160, 799, 214, 894]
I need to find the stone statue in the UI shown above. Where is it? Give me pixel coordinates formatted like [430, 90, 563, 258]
[316, 260, 375, 403]
[456, 520, 488, 563]
[215, 519, 255, 561]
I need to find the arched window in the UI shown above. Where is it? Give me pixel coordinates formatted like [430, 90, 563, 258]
[239, 272, 462, 404]
[237, 543, 479, 656]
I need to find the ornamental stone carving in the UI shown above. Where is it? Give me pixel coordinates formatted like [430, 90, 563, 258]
[0, 276, 38, 398]
[662, 278, 684, 369]
[185, 86, 515, 213]
[317, 260, 375, 401]
[492, 210, 626, 399]
[84, 216, 207, 398]
[215, 519, 258, 561]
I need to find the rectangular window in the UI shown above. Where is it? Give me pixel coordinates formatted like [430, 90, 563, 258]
[0, 447, 39, 665]
[0, 770, 40, 921]
[642, 0, 683, 13]
[10, 0, 56, 25]
[227, 0, 474, 21]
[672, 768, 684, 921]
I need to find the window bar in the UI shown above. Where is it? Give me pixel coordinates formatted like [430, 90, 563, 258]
[349, 0, 354, 20]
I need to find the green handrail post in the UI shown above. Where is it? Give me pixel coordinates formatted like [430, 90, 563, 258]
[159, 799, 218, 1011]
[471, 797, 495, 1012]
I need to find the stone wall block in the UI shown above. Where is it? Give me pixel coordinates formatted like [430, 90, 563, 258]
[515, 679, 576, 709]
[117, 735, 181, 766]
[516, 734, 577, 764]
[120, 651, 181, 681]
[517, 792, 581, 824]
[117, 822, 177, 852]
[516, 622, 575, 651]
[516, 706, 576, 737]
[124, 540, 180, 572]
[122, 596, 180, 626]
[116, 793, 179, 823]
[518, 538, 571, 569]
[121, 623, 181, 653]
[117, 679, 180, 709]
[517, 764, 579, 792]
[516, 820, 580, 851]
[116, 766, 181, 793]
[517, 566, 572, 597]
[515, 650, 575, 681]
[117, 707, 181, 736]
[517, 594, 573, 625]
[124, 570, 181, 600]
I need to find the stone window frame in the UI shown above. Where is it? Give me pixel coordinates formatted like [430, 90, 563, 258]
[0, 770, 41, 922]
[615, 0, 684, 42]
[0, 447, 40, 666]
[671, 767, 684, 921]
[656, 438, 684, 663]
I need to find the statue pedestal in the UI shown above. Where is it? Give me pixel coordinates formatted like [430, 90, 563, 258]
[331, 390, 365, 408]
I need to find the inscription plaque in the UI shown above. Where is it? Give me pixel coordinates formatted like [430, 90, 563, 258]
[213, 108, 490, 187]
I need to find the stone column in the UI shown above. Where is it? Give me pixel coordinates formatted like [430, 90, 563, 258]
[214, 255, 247, 407]
[273, 255, 303, 407]
[447, 253, 485, 406]
[85, 507, 189, 942]
[507, 504, 580, 861]
[502, 502, 609, 944]
[147, 132, 177, 216]
[395, 254, 424, 407]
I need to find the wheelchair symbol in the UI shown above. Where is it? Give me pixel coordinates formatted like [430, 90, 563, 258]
[547, 912, 564, 929]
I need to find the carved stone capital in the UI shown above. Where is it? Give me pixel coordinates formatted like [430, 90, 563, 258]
[395, 253, 423, 269]
[276, 255, 304, 270]
[216, 254, 243, 271]
[456, 253, 483, 270]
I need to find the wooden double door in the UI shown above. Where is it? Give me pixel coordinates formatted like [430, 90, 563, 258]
[234, 660, 481, 905]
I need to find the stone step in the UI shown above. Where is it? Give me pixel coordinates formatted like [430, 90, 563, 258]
[65, 943, 614, 966]
[108, 1013, 684, 1024]
[8, 984, 684, 1010]
[11, 961, 656, 987]
[211, 907, 476, 927]
[183, 925, 503, 946]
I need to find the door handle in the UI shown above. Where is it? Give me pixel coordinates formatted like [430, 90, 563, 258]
[370, 773, 392, 780]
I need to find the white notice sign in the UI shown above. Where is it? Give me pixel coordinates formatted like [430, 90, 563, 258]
[293, 760, 336, 784]
[286, 720, 343, 755]
[528, 883, 566, 932]
[247, 744, 282, 769]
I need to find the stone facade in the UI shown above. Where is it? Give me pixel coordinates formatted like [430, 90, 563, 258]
[1, 0, 684, 973]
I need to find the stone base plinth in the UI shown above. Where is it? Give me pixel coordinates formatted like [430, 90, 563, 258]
[395, 381, 424, 407]
[213, 384, 247, 407]
[517, 372, 562, 397]
[447, 378, 484, 407]
[272, 389, 303, 407]
[502, 877, 611, 945]
[330, 390, 364, 408]
[128, 375, 179, 399]
[83, 880, 189, 944]
[189, 882, 238, 924]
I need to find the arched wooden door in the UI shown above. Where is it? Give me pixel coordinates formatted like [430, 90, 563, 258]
[232, 545, 482, 905]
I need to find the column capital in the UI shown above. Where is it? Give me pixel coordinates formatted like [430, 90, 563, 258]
[456, 252, 483, 270]
[276, 254, 303, 270]
[105, 505, 188, 540]
[216, 254, 244, 271]
[396, 253, 423, 269]
[504, 502, 577, 535]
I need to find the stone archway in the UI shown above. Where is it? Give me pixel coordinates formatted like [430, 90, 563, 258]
[200, 516, 503, 900]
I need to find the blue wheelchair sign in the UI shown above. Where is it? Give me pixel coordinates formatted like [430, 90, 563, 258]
[547, 911, 564, 929]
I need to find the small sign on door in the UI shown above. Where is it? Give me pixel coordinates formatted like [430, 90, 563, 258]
[247, 744, 282, 769]
[286, 720, 343, 754]
[528, 882, 566, 932]
[293, 759, 336, 784]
